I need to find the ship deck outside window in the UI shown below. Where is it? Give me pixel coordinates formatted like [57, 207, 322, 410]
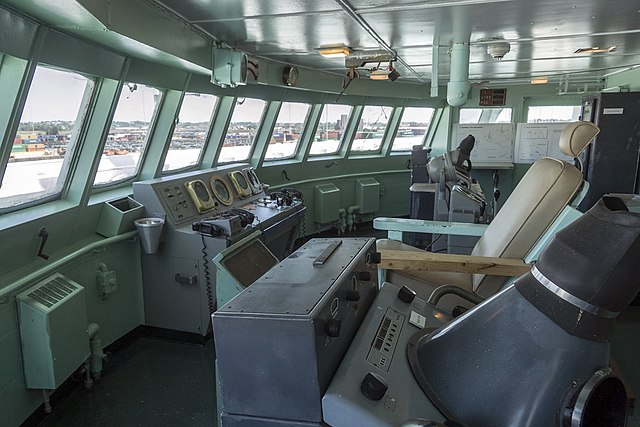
[264, 102, 310, 161]
[0, 65, 93, 210]
[93, 83, 162, 186]
[163, 93, 218, 172]
[391, 107, 435, 152]
[309, 104, 353, 156]
[218, 97, 266, 163]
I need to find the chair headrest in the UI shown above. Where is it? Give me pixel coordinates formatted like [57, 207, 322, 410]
[559, 121, 600, 157]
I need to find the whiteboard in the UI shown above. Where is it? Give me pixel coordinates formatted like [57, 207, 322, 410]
[514, 123, 573, 164]
[452, 124, 514, 166]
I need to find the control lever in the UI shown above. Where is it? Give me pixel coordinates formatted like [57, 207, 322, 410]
[270, 192, 293, 206]
[37, 227, 50, 260]
[281, 188, 303, 199]
[492, 169, 501, 216]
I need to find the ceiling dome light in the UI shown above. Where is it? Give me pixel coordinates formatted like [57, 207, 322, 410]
[487, 41, 511, 60]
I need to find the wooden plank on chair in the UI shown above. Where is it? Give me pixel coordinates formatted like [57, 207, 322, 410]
[378, 249, 531, 276]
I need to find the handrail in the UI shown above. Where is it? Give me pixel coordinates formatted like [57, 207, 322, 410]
[270, 169, 408, 190]
[0, 231, 138, 301]
[374, 217, 489, 236]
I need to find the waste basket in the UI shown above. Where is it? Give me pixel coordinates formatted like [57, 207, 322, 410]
[134, 218, 164, 254]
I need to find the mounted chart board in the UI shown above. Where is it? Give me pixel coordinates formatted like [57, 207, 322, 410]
[514, 123, 574, 164]
[452, 124, 515, 168]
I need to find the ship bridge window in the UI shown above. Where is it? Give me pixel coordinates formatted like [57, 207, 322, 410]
[0, 65, 93, 210]
[264, 102, 310, 161]
[309, 104, 353, 156]
[93, 83, 162, 186]
[460, 107, 512, 124]
[527, 105, 581, 123]
[218, 97, 266, 163]
[163, 93, 218, 172]
[351, 105, 393, 153]
[391, 107, 435, 152]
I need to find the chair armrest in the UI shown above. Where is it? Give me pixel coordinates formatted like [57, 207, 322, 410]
[428, 284, 484, 306]
[373, 217, 488, 239]
[377, 249, 531, 276]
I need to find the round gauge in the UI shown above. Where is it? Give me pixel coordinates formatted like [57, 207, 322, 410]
[210, 176, 233, 206]
[282, 65, 299, 87]
[235, 171, 249, 190]
[229, 171, 252, 198]
[194, 181, 210, 202]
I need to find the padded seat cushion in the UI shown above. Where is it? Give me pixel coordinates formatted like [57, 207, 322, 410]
[471, 157, 583, 295]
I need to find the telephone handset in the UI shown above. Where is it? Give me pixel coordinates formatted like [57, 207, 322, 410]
[192, 220, 224, 237]
[229, 208, 256, 227]
[281, 188, 303, 199]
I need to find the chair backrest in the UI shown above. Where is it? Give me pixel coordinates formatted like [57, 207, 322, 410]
[472, 121, 599, 296]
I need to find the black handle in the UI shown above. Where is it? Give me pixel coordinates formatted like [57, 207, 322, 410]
[175, 274, 198, 285]
[37, 227, 49, 260]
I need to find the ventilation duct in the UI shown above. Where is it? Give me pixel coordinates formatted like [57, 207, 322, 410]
[447, 43, 470, 107]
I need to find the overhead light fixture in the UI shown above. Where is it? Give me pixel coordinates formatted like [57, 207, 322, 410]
[574, 46, 617, 54]
[319, 46, 351, 58]
[369, 69, 389, 80]
[531, 77, 549, 84]
[369, 62, 400, 81]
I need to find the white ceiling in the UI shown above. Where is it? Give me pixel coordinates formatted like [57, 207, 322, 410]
[155, 0, 640, 86]
[3, 0, 640, 89]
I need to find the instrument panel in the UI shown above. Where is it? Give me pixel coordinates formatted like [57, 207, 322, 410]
[184, 179, 216, 213]
[210, 176, 234, 206]
[228, 170, 253, 199]
[133, 163, 268, 227]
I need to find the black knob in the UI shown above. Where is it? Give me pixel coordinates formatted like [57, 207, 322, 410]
[324, 318, 341, 337]
[346, 290, 360, 301]
[356, 271, 371, 281]
[361, 372, 388, 401]
[398, 286, 416, 303]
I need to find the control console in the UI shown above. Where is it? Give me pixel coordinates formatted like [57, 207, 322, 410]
[322, 282, 450, 427]
[213, 238, 378, 425]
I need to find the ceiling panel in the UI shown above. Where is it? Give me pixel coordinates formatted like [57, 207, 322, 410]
[3, 0, 640, 86]
[157, 0, 341, 22]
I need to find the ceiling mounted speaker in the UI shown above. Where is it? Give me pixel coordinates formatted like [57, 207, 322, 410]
[407, 196, 640, 427]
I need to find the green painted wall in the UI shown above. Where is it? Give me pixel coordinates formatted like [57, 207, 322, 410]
[605, 67, 640, 91]
[0, 236, 143, 427]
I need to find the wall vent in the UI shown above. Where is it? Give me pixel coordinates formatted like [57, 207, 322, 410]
[17, 273, 89, 389]
[314, 183, 341, 224]
[356, 178, 380, 214]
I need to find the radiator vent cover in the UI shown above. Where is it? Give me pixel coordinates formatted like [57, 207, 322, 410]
[356, 177, 380, 214]
[17, 273, 89, 389]
[26, 275, 79, 309]
[314, 183, 341, 224]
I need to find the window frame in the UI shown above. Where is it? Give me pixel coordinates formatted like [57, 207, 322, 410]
[459, 107, 513, 124]
[0, 63, 97, 213]
[216, 96, 269, 165]
[263, 101, 312, 162]
[308, 103, 355, 157]
[349, 105, 395, 155]
[390, 106, 436, 153]
[161, 91, 219, 173]
[92, 82, 165, 188]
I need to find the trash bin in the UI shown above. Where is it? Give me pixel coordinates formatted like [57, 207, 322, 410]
[134, 218, 165, 254]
